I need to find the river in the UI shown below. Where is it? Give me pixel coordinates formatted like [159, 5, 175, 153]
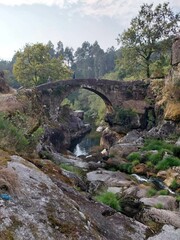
[71, 129, 101, 156]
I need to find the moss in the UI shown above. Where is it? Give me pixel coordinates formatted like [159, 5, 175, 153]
[154, 203, 164, 209]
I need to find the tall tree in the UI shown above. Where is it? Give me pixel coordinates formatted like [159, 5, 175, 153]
[13, 43, 71, 87]
[117, 2, 180, 78]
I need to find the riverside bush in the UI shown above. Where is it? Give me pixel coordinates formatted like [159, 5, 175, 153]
[156, 156, 180, 170]
[148, 152, 162, 165]
[173, 146, 180, 158]
[142, 139, 173, 151]
[127, 152, 141, 162]
[95, 191, 121, 211]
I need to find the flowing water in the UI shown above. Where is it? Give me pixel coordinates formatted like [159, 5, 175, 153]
[71, 129, 101, 156]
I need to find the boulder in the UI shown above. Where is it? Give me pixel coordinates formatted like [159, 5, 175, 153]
[0, 154, 149, 240]
[100, 127, 121, 149]
[142, 208, 180, 228]
[148, 225, 180, 240]
[140, 196, 177, 210]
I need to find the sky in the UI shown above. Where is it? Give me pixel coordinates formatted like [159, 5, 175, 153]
[0, 0, 179, 60]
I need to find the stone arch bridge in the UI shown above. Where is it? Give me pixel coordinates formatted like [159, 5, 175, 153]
[36, 78, 150, 115]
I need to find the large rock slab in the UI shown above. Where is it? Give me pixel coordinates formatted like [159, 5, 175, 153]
[0, 155, 149, 240]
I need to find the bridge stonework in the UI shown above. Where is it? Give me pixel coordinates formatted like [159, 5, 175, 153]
[35, 79, 151, 120]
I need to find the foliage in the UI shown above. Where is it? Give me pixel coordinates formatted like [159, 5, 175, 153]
[170, 180, 180, 191]
[173, 146, 180, 158]
[113, 107, 136, 126]
[95, 191, 121, 211]
[157, 189, 169, 195]
[146, 188, 157, 197]
[132, 160, 140, 166]
[176, 195, 180, 202]
[62, 89, 106, 126]
[156, 156, 180, 170]
[142, 139, 173, 151]
[72, 41, 116, 78]
[127, 152, 141, 162]
[119, 163, 133, 174]
[117, 2, 180, 78]
[0, 113, 29, 152]
[13, 43, 71, 87]
[147, 152, 163, 165]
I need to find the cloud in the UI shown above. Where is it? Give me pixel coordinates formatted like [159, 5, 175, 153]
[0, 0, 179, 18]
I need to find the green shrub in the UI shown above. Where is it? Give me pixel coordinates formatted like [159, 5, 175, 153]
[132, 160, 140, 166]
[156, 156, 180, 170]
[157, 189, 169, 195]
[142, 139, 173, 151]
[146, 161, 153, 167]
[176, 195, 180, 202]
[147, 188, 157, 197]
[119, 163, 133, 173]
[173, 146, 180, 158]
[0, 113, 29, 151]
[170, 180, 180, 191]
[95, 191, 121, 211]
[127, 152, 141, 162]
[114, 107, 136, 126]
[148, 152, 162, 165]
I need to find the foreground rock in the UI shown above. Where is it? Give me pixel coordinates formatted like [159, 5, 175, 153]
[0, 154, 149, 240]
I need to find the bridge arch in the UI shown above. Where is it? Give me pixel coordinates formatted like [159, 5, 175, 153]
[36, 79, 115, 113]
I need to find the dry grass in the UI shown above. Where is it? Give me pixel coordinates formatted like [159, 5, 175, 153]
[164, 102, 180, 121]
[0, 149, 11, 167]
